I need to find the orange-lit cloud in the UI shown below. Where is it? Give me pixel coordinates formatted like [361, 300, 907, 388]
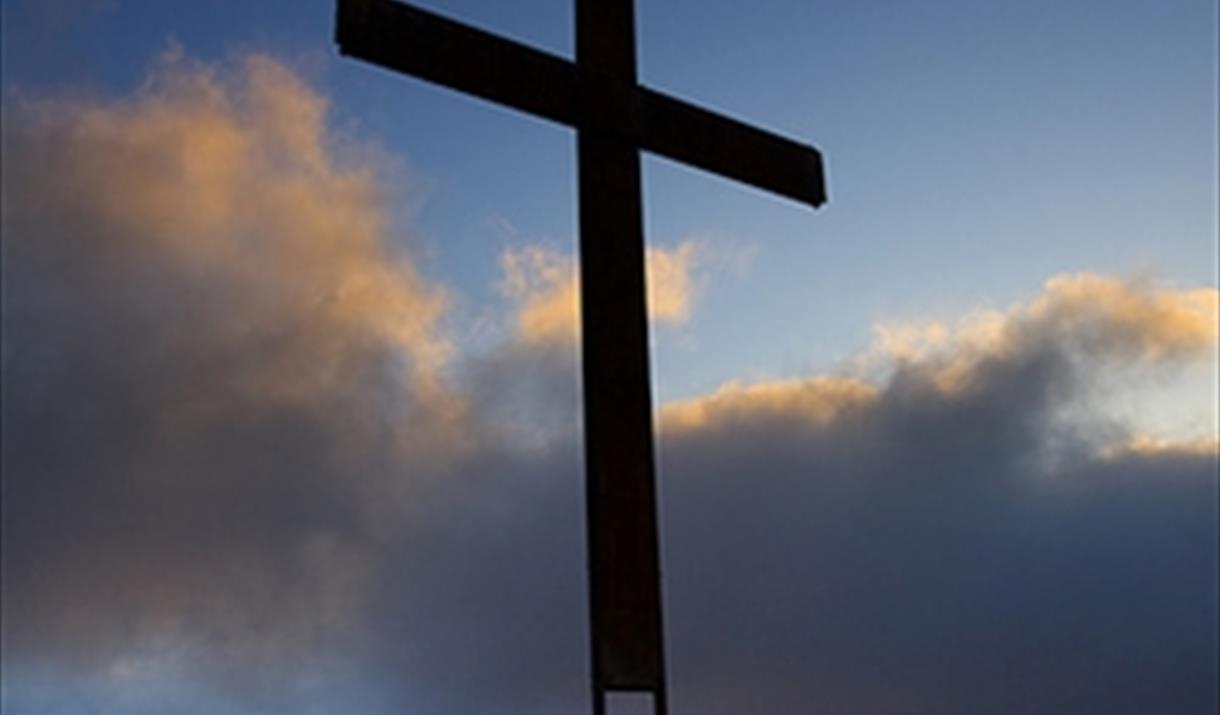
[499, 240, 701, 343]
[871, 273, 1217, 394]
[6, 52, 457, 427]
[1099, 433, 1220, 460]
[661, 376, 878, 434]
[662, 274, 1217, 445]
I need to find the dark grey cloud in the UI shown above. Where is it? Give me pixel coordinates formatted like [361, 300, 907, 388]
[356, 327, 1217, 715]
[656, 384, 1217, 714]
[2, 55, 1216, 714]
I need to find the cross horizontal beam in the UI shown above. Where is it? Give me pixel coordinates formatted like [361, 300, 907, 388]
[336, 0, 827, 208]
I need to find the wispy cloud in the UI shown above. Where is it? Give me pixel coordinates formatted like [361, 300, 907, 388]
[872, 273, 1217, 390]
[498, 240, 703, 344]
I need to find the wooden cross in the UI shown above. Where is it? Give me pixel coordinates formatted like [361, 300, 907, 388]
[335, 1, 826, 712]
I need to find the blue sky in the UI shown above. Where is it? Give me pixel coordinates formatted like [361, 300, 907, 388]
[2, 1, 1217, 713]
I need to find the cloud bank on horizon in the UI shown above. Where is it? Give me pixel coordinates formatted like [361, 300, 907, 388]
[2, 54, 1216, 714]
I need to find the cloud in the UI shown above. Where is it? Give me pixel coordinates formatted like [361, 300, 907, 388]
[2, 52, 1216, 715]
[1099, 433, 1220, 459]
[661, 375, 879, 433]
[665, 274, 1218, 436]
[871, 273, 1217, 392]
[5, 52, 456, 410]
[499, 240, 702, 344]
[1, 51, 464, 688]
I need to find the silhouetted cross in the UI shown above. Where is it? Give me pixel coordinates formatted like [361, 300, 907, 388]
[336, 1, 826, 711]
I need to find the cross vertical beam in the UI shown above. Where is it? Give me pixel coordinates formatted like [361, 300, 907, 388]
[577, 2, 667, 711]
[579, 134, 667, 714]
